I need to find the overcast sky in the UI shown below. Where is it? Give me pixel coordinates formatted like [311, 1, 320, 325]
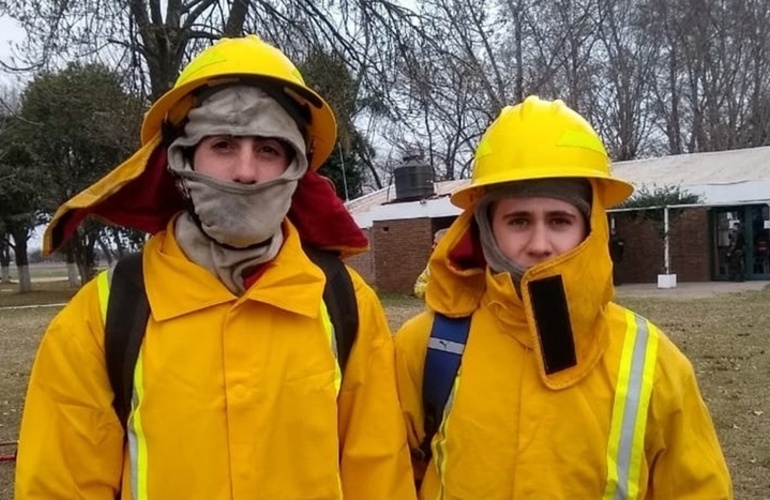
[1, 15, 43, 249]
[0, 14, 27, 87]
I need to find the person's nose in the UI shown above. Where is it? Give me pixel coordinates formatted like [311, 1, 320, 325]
[231, 141, 260, 184]
[527, 223, 552, 259]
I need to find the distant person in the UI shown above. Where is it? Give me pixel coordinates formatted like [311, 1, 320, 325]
[394, 96, 732, 498]
[609, 226, 625, 285]
[754, 236, 769, 274]
[727, 222, 746, 282]
[16, 34, 416, 499]
[414, 228, 448, 299]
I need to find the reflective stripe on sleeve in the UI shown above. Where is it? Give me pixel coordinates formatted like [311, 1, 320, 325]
[603, 311, 659, 500]
[128, 350, 148, 500]
[320, 300, 342, 396]
[319, 300, 344, 498]
[97, 271, 109, 323]
[433, 370, 462, 500]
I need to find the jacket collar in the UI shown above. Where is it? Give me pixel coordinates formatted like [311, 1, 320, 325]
[144, 216, 325, 322]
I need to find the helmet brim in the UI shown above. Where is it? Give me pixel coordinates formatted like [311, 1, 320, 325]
[451, 172, 634, 210]
[141, 75, 337, 171]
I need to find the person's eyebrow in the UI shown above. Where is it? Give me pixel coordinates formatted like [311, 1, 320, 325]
[501, 210, 532, 218]
[545, 210, 579, 217]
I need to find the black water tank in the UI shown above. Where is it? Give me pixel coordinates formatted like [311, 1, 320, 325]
[394, 155, 435, 201]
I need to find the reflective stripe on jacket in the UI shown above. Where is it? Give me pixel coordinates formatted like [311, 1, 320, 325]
[424, 308, 661, 500]
[16, 219, 416, 500]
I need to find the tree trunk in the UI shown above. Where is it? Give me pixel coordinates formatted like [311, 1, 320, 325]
[65, 244, 81, 288]
[97, 235, 114, 267]
[513, 1, 524, 103]
[67, 263, 80, 287]
[71, 231, 98, 285]
[12, 231, 32, 293]
[667, 44, 683, 154]
[224, 0, 250, 37]
[17, 265, 32, 293]
[0, 241, 11, 282]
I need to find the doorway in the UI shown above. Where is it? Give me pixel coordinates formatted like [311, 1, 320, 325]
[712, 204, 770, 280]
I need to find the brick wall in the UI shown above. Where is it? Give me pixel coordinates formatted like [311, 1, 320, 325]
[669, 208, 710, 281]
[354, 207, 713, 290]
[373, 218, 435, 294]
[613, 207, 710, 284]
[344, 228, 375, 286]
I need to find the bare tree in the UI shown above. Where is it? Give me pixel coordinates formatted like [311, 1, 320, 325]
[522, 0, 603, 112]
[3, 0, 252, 99]
[3, 0, 432, 191]
[591, 0, 660, 160]
[648, 0, 770, 154]
[4, 0, 770, 198]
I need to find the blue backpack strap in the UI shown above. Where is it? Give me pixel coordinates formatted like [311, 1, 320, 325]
[418, 313, 471, 461]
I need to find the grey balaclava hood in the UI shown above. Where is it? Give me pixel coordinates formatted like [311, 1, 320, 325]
[166, 85, 308, 294]
[168, 85, 308, 248]
[474, 178, 592, 288]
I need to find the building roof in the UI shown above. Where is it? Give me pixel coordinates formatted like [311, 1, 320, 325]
[347, 146, 770, 228]
[344, 178, 467, 214]
[612, 146, 770, 205]
[612, 146, 770, 186]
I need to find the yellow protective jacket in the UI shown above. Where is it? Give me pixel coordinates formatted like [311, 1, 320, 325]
[395, 196, 732, 499]
[414, 265, 430, 299]
[16, 219, 416, 500]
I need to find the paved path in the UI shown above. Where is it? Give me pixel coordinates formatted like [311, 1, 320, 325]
[2, 282, 768, 311]
[615, 280, 770, 299]
[0, 303, 67, 311]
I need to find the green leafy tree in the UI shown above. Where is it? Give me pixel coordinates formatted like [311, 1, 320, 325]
[317, 131, 369, 201]
[14, 63, 143, 283]
[0, 130, 42, 292]
[299, 49, 369, 198]
[619, 185, 701, 211]
[617, 185, 702, 231]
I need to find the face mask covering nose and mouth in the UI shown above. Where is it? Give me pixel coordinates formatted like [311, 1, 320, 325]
[167, 85, 309, 250]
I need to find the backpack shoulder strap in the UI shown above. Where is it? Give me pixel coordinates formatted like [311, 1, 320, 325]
[104, 252, 149, 433]
[419, 313, 472, 461]
[302, 246, 359, 374]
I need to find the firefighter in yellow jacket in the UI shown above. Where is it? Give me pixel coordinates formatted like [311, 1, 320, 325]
[395, 96, 732, 499]
[16, 35, 416, 499]
[414, 229, 448, 299]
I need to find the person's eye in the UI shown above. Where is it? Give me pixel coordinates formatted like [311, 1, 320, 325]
[506, 217, 528, 229]
[256, 139, 287, 158]
[209, 137, 234, 151]
[550, 217, 573, 228]
[259, 145, 279, 156]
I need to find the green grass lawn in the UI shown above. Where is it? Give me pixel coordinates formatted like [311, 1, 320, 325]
[1, 284, 768, 499]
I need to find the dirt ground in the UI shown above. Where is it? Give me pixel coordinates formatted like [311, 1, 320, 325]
[1, 281, 769, 499]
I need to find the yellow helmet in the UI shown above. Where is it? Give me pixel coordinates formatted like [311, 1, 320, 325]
[141, 34, 337, 171]
[451, 95, 633, 209]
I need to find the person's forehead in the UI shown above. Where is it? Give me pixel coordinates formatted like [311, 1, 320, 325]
[200, 134, 285, 141]
[494, 196, 580, 213]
